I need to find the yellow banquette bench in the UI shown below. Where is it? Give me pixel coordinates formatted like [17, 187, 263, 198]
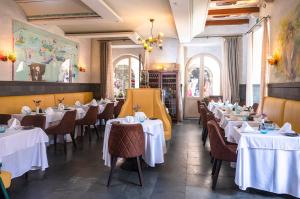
[263, 97, 300, 133]
[119, 88, 172, 141]
[0, 92, 93, 114]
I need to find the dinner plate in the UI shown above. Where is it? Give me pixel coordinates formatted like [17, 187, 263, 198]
[284, 133, 299, 137]
[22, 126, 35, 130]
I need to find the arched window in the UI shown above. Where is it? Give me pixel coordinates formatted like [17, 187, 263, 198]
[186, 54, 221, 98]
[113, 55, 142, 97]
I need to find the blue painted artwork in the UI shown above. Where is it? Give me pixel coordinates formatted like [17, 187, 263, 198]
[13, 20, 79, 82]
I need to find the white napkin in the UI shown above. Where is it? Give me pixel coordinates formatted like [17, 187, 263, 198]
[75, 100, 81, 106]
[76, 107, 85, 115]
[90, 99, 98, 106]
[135, 112, 147, 121]
[58, 103, 65, 111]
[239, 122, 255, 133]
[7, 118, 21, 129]
[278, 122, 295, 134]
[45, 107, 54, 114]
[104, 98, 111, 103]
[21, 106, 31, 115]
[125, 116, 135, 123]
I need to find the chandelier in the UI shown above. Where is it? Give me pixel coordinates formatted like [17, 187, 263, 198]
[138, 19, 164, 53]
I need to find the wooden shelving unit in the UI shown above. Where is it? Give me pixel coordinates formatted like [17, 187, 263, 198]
[146, 70, 179, 122]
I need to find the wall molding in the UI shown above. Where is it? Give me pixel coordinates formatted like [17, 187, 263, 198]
[268, 82, 300, 100]
[0, 81, 102, 99]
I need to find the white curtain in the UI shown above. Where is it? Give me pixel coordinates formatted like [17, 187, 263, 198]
[246, 33, 254, 106]
[222, 38, 232, 102]
[258, 18, 270, 113]
[105, 42, 114, 99]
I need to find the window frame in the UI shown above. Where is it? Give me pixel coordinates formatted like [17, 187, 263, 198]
[113, 55, 142, 95]
[185, 53, 221, 99]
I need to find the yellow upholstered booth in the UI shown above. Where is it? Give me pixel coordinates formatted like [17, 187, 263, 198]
[118, 88, 172, 140]
[0, 94, 55, 114]
[54, 92, 93, 106]
[0, 92, 93, 114]
[283, 100, 300, 134]
[262, 97, 286, 126]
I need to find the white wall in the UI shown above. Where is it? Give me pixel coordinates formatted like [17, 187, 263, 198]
[0, 0, 92, 83]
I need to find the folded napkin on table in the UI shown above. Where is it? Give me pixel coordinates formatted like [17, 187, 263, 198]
[90, 99, 98, 106]
[76, 107, 85, 115]
[278, 122, 295, 134]
[45, 107, 54, 114]
[135, 112, 147, 121]
[104, 98, 111, 103]
[125, 116, 135, 123]
[58, 103, 65, 111]
[21, 106, 31, 115]
[239, 122, 255, 133]
[7, 118, 21, 129]
[75, 100, 81, 106]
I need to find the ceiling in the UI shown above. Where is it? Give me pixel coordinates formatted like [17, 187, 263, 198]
[15, 0, 177, 39]
[206, 0, 260, 26]
[14, 0, 261, 42]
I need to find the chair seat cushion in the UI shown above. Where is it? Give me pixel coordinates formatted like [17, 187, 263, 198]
[0, 171, 12, 188]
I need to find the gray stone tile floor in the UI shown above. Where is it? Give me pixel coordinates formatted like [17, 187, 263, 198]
[9, 120, 296, 199]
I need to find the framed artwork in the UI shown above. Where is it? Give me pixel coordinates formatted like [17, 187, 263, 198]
[13, 20, 79, 82]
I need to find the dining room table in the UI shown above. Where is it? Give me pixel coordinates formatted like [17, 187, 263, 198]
[0, 126, 49, 178]
[102, 117, 166, 168]
[209, 102, 300, 198]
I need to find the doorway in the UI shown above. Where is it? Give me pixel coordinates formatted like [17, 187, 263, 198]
[184, 54, 221, 118]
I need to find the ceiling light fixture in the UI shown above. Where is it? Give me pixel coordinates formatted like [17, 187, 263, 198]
[138, 19, 163, 53]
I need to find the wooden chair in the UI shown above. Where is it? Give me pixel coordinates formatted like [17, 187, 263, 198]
[76, 106, 99, 142]
[207, 120, 237, 190]
[113, 100, 124, 118]
[0, 115, 11, 125]
[107, 123, 145, 187]
[98, 103, 114, 125]
[45, 110, 77, 154]
[252, 103, 259, 114]
[21, 115, 46, 130]
[200, 106, 209, 146]
[197, 100, 201, 125]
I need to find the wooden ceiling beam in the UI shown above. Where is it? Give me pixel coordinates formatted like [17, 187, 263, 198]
[208, 7, 259, 15]
[205, 18, 249, 26]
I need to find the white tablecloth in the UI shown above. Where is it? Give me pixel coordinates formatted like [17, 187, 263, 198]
[12, 108, 86, 142]
[0, 127, 49, 178]
[233, 127, 300, 198]
[12, 108, 85, 129]
[102, 118, 166, 167]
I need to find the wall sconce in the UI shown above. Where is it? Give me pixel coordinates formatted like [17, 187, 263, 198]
[0, 51, 16, 62]
[79, 66, 86, 72]
[267, 49, 280, 65]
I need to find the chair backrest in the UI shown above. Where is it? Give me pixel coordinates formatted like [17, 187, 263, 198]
[59, 110, 77, 134]
[108, 123, 145, 158]
[21, 115, 46, 130]
[100, 103, 114, 119]
[82, 106, 98, 125]
[197, 101, 201, 114]
[0, 114, 11, 125]
[114, 100, 124, 118]
[207, 120, 236, 162]
[252, 103, 259, 114]
[200, 106, 208, 128]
